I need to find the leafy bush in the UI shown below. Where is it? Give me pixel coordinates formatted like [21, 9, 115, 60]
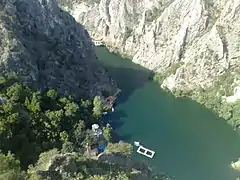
[170, 70, 240, 127]
[0, 77, 98, 168]
[0, 76, 164, 180]
[106, 141, 133, 157]
[0, 152, 25, 180]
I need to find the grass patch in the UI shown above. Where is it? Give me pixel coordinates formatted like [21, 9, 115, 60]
[171, 70, 240, 127]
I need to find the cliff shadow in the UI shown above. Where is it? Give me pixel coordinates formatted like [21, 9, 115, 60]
[95, 47, 152, 104]
[103, 109, 132, 142]
[103, 65, 151, 104]
[111, 110, 132, 142]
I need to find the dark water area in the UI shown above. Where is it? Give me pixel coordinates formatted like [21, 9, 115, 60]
[96, 47, 240, 180]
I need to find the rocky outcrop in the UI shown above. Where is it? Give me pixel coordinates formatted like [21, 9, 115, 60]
[0, 0, 116, 99]
[59, 0, 240, 95]
[97, 152, 151, 174]
[31, 152, 171, 180]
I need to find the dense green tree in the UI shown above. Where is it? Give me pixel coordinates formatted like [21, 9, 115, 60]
[72, 120, 86, 146]
[60, 131, 69, 143]
[93, 96, 103, 120]
[61, 141, 76, 153]
[46, 89, 58, 100]
[27, 174, 43, 180]
[103, 123, 113, 142]
[64, 102, 79, 117]
[0, 77, 156, 180]
[83, 130, 98, 147]
[0, 152, 25, 180]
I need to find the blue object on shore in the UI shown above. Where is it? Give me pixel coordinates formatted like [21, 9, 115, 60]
[98, 145, 106, 152]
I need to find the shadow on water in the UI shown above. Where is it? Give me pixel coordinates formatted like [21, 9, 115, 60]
[95, 47, 151, 104]
[110, 110, 132, 142]
[103, 109, 132, 142]
[96, 47, 152, 141]
[104, 65, 151, 104]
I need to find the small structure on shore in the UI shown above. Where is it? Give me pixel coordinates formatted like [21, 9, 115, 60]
[92, 124, 102, 137]
[134, 141, 140, 146]
[101, 88, 121, 112]
[134, 141, 155, 159]
[93, 40, 104, 46]
[97, 144, 106, 153]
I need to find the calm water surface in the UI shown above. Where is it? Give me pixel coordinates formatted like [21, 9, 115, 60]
[96, 47, 240, 180]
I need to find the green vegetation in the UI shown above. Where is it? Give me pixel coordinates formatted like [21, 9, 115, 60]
[0, 75, 137, 179]
[93, 96, 104, 120]
[106, 141, 133, 157]
[103, 123, 113, 142]
[170, 71, 240, 127]
[0, 152, 26, 180]
[26, 149, 131, 180]
[152, 61, 240, 128]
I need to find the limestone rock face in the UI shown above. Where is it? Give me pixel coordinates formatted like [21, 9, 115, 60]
[60, 0, 240, 93]
[0, 0, 116, 98]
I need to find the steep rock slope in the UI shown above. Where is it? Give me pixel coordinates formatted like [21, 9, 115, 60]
[0, 0, 116, 98]
[59, 0, 240, 95]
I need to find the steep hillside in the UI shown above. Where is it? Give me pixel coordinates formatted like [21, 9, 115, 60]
[59, 0, 240, 127]
[0, 0, 116, 99]
[59, 0, 239, 95]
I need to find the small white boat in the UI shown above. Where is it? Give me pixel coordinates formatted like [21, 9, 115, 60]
[134, 141, 140, 146]
[111, 107, 115, 112]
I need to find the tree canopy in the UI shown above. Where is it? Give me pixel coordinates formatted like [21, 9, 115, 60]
[0, 76, 151, 180]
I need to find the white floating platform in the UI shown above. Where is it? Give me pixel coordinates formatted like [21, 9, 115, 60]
[137, 146, 155, 158]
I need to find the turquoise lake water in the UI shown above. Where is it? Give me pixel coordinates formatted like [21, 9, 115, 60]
[96, 47, 240, 180]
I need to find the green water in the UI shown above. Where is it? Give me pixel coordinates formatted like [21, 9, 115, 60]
[96, 47, 240, 180]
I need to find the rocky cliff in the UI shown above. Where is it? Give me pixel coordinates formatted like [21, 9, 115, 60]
[0, 0, 116, 99]
[59, 0, 240, 98]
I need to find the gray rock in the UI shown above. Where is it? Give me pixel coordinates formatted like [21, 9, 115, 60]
[60, 0, 240, 93]
[0, 0, 116, 99]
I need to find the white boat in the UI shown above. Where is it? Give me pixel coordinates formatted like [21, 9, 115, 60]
[134, 141, 140, 146]
[111, 107, 115, 112]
